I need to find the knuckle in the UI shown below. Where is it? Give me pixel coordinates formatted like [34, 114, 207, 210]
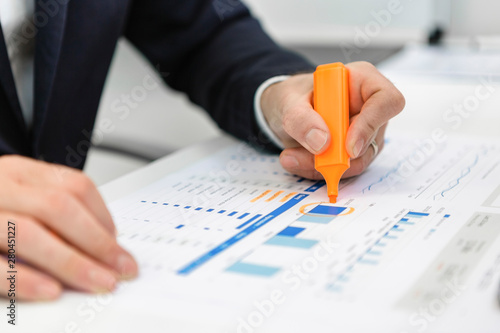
[67, 172, 95, 197]
[44, 190, 72, 216]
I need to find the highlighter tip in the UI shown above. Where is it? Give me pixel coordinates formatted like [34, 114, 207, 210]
[329, 195, 337, 203]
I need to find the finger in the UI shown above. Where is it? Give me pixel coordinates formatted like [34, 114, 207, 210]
[58, 171, 116, 236]
[2, 156, 116, 235]
[343, 124, 387, 178]
[0, 215, 118, 293]
[273, 77, 332, 154]
[0, 257, 62, 301]
[280, 148, 323, 180]
[0, 186, 138, 279]
[345, 62, 405, 158]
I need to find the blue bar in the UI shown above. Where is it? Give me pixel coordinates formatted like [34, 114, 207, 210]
[195, 207, 202, 211]
[265, 235, 318, 249]
[238, 213, 250, 220]
[309, 205, 347, 215]
[207, 209, 214, 212]
[177, 194, 308, 275]
[184, 206, 191, 209]
[305, 181, 326, 192]
[297, 178, 306, 183]
[163, 203, 168, 206]
[228, 211, 237, 217]
[226, 262, 280, 277]
[400, 218, 408, 222]
[277, 226, 305, 237]
[236, 214, 262, 230]
[407, 211, 429, 217]
[176, 224, 184, 229]
[218, 210, 226, 214]
[152, 202, 158, 204]
[444, 214, 450, 218]
[141, 200, 146, 203]
[174, 204, 180, 207]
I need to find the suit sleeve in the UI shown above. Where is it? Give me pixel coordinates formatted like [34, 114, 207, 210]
[124, 0, 315, 151]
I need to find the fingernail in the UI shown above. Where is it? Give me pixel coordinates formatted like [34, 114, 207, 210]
[352, 139, 365, 158]
[36, 282, 61, 300]
[281, 155, 299, 168]
[305, 129, 328, 153]
[89, 269, 117, 292]
[117, 254, 138, 280]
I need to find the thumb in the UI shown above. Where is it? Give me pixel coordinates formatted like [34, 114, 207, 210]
[280, 101, 331, 154]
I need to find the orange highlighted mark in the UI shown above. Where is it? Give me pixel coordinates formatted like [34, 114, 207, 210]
[251, 190, 272, 203]
[266, 191, 284, 202]
[299, 202, 355, 217]
[280, 192, 298, 202]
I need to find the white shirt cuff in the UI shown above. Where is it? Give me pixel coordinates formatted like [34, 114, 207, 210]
[254, 75, 290, 150]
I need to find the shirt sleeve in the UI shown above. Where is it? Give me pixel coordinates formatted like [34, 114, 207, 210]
[253, 75, 290, 150]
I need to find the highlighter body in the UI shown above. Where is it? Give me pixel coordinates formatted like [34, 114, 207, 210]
[314, 63, 350, 203]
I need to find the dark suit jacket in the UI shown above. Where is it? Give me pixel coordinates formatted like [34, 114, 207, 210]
[0, 0, 313, 169]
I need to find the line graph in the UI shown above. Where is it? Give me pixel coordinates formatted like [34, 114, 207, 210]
[433, 154, 479, 200]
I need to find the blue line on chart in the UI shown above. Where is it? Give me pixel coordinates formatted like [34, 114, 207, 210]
[362, 160, 404, 194]
[433, 154, 479, 200]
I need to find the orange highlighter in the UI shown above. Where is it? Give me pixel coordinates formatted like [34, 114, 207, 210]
[314, 63, 350, 203]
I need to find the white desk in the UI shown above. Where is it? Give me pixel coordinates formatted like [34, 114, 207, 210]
[2, 75, 500, 333]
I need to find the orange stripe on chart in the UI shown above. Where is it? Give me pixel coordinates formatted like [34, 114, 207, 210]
[280, 192, 297, 202]
[265, 191, 284, 202]
[250, 190, 272, 203]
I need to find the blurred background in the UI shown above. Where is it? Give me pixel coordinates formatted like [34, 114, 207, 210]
[85, 0, 500, 186]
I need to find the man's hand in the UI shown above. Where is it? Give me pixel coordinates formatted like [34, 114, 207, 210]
[260, 61, 405, 179]
[0, 156, 138, 301]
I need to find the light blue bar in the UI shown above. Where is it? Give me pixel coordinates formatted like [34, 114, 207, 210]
[358, 258, 379, 265]
[177, 194, 308, 275]
[297, 214, 333, 224]
[367, 250, 382, 255]
[226, 262, 280, 277]
[384, 234, 398, 239]
[374, 242, 387, 247]
[265, 235, 318, 249]
[398, 220, 415, 225]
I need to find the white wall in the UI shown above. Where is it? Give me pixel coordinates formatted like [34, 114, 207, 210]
[449, 0, 500, 37]
[244, 0, 435, 45]
[243, 0, 500, 46]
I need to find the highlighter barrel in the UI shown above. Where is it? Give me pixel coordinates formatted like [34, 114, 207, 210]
[313, 63, 350, 203]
